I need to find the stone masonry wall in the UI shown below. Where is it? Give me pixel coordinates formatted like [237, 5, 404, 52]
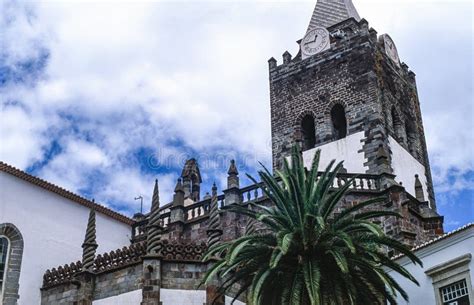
[40, 264, 142, 305]
[161, 262, 207, 290]
[42, 259, 247, 305]
[41, 282, 79, 305]
[269, 18, 383, 173]
[93, 264, 142, 301]
[375, 39, 436, 207]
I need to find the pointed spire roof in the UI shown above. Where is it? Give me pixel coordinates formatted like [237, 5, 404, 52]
[211, 182, 218, 196]
[82, 209, 98, 271]
[207, 183, 222, 249]
[151, 179, 160, 210]
[414, 174, 425, 202]
[147, 179, 164, 255]
[307, 0, 360, 31]
[174, 178, 184, 193]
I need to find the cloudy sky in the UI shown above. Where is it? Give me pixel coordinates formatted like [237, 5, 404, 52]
[1, 0, 472, 231]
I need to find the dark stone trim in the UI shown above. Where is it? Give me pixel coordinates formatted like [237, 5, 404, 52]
[0, 223, 24, 305]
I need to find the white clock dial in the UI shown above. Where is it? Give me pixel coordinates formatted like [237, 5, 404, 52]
[301, 27, 330, 59]
[383, 34, 400, 66]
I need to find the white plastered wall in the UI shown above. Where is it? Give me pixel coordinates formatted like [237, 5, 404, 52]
[93, 290, 142, 305]
[160, 289, 206, 305]
[388, 135, 429, 203]
[387, 227, 474, 305]
[91, 289, 247, 305]
[0, 172, 131, 305]
[160, 290, 246, 305]
[302, 131, 368, 173]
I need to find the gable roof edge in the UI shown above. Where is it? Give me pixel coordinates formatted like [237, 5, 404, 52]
[0, 161, 134, 226]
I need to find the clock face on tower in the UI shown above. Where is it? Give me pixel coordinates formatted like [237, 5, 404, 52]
[300, 27, 330, 59]
[382, 34, 400, 66]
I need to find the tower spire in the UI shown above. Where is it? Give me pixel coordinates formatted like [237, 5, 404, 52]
[82, 208, 98, 271]
[307, 0, 360, 31]
[207, 183, 222, 249]
[146, 179, 163, 255]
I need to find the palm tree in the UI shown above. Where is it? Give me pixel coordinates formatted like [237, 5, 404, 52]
[202, 147, 422, 305]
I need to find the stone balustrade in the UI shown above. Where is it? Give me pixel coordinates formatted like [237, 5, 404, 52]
[332, 174, 379, 191]
[241, 183, 265, 204]
[129, 173, 380, 244]
[183, 194, 225, 222]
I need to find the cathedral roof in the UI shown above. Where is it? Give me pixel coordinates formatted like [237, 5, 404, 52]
[307, 0, 361, 31]
[0, 161, 134, 225]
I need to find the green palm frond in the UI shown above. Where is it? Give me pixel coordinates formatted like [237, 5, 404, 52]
[202, 146, 421, 305]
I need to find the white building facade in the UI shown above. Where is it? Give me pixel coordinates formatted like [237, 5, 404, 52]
[388, 224, 474, 305]
[0, 162, 133, 305]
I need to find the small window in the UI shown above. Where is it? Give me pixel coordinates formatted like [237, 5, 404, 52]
[0, 237, 9, 298]
[440, 279, 470, 305]
[301, 115, 316, 150]
[330, 104, 347, 140]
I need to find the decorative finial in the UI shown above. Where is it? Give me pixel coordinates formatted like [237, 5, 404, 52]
[414, 174, 425, 202]
[147, 179, 163, 255]
[227, 160, 240, 190]
[151, 179, 159, 209]
[174, 178, 184, 193]
[173, 178, 185, 207]
[227, 160, 239, 176]
[82, 209, 98, 271]
[207, 186, 222, 250]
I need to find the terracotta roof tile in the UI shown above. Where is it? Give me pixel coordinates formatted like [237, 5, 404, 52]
[393, 223, 474, 260]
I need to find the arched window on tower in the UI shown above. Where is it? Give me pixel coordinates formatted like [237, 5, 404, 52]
[330, 104, 347, 140]
[0, 236, 9, 300]
[391, 107, 403, 142]
[301, 115, 316, 151]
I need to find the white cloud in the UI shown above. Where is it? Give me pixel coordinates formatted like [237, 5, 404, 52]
[38, 139, 109, 190]
[0, 105, 48, 168]
[97, 169, 176, 213]
[0, 0, 472, 216]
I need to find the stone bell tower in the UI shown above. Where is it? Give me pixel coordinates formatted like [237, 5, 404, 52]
[269, 0, 438, 212]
